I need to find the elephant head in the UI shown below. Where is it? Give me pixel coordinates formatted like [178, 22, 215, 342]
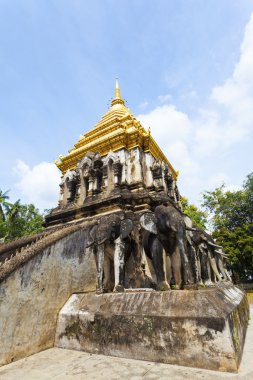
[87, 214, 133, 247]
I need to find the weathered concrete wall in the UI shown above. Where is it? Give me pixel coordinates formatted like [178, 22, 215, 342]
[0, 229, 96, 366]
[55, 286, 249, 372]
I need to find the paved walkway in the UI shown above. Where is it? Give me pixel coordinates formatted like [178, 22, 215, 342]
[0, 307, 252, 380]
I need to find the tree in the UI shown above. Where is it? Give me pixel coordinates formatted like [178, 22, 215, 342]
[0, 190, 10, 222]
[201, 173, 253, 280]
[181, 196, 207, 229]
[0, 191, 44, 242]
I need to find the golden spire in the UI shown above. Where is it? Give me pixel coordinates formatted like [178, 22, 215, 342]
[55, 78, 178, 179]
[111, 79, 125, 107]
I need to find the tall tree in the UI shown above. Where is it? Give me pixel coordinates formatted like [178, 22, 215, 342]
[202, 173, 253, 280]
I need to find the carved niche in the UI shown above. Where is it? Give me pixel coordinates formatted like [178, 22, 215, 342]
[150, 160, 164, 191]
[93, 153, 103, 194]
[61, 170, 77, 206]
[103, 151, 122, 191]
[77, 154, 94, 200]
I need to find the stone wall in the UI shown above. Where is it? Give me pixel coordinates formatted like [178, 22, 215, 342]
[55, 287, 249, 372]
[0, 229, 96, 366]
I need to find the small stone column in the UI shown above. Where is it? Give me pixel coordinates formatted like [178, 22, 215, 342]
[58, 182, 64, 208]
[93, 159, 103, 194]
[74, 173, 80, 203]
[113, 162, 122, 187]
[102, 166, 108, 190]
[88, 169, 95, 196]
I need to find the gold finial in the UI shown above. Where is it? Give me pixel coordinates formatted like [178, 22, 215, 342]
[111, 78, 125, 107]
[115, 78, 122, 98]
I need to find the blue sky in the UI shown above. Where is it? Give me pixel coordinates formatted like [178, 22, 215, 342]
[0, 0, 253, 210]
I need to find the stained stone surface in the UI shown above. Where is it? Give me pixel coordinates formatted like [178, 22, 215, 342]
[0, 229, 97, 366]
[55, 286, 249, 372]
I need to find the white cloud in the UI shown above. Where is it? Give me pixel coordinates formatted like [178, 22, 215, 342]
[138, 104, 200, 207]
[14, 161, 61, 211]
[138, 104, 197, 178]
[139, 104, 192, 143]
[137, 13, 253, 203]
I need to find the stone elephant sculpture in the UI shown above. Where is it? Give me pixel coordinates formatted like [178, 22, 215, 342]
[213, 248, 232, 282]
[140, 203, 192, 289]
[187, 227, 231, 284]
[141, 229, 170, 290]
[86, 213, 134, 294]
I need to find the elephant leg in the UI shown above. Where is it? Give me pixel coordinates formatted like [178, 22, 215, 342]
[113, 236, 126, 292]
[151, 238, 170, 291]
[196, 250, 203, 286]
[224, 268, 232, 282]
[216, 255, 226, 280]
[166, 254, 172, 285]
[94, 243, 105, 294]
[103, 254, 111, 292]
[171, 247, 182, 289]
[200, 250, 212, 285]
[216, 256, 232, 282]
[178, 239, 192, 286]
[208, 252, 222, 282]
[188, 244, 200, 284]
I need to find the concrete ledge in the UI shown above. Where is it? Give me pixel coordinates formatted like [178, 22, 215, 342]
[55, 286, 249, 372]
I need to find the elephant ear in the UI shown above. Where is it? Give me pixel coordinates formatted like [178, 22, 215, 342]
[87, 224, 98, 247]
[120, 219, 133, 239]
[140, 212, 157, 234]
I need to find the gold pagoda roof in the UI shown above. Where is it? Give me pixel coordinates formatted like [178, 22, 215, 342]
[55, 81, 178, 179]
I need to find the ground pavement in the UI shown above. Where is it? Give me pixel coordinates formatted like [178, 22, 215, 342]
[0, 306, 252, 380]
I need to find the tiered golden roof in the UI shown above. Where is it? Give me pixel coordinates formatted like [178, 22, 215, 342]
[55, 81, 178, 178]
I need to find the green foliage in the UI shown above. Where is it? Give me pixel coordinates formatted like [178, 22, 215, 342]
[202, 173, 253, 279]
[181, 196, 207, 229]
[0, 189, 10, 222]
[213, 225, 253, 273]
[0, 191, 44, 242]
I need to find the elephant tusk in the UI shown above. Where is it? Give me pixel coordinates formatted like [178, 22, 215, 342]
[186, 227, 197, 231]
[215, 250, 228, 257]
[208, 241, 222, 248]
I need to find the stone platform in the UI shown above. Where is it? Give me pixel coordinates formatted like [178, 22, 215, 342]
[55, 286, 249, 372]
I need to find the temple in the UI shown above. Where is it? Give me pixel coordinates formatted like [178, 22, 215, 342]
[0, 81, 249, 372]
[46, 81, 180, 225]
